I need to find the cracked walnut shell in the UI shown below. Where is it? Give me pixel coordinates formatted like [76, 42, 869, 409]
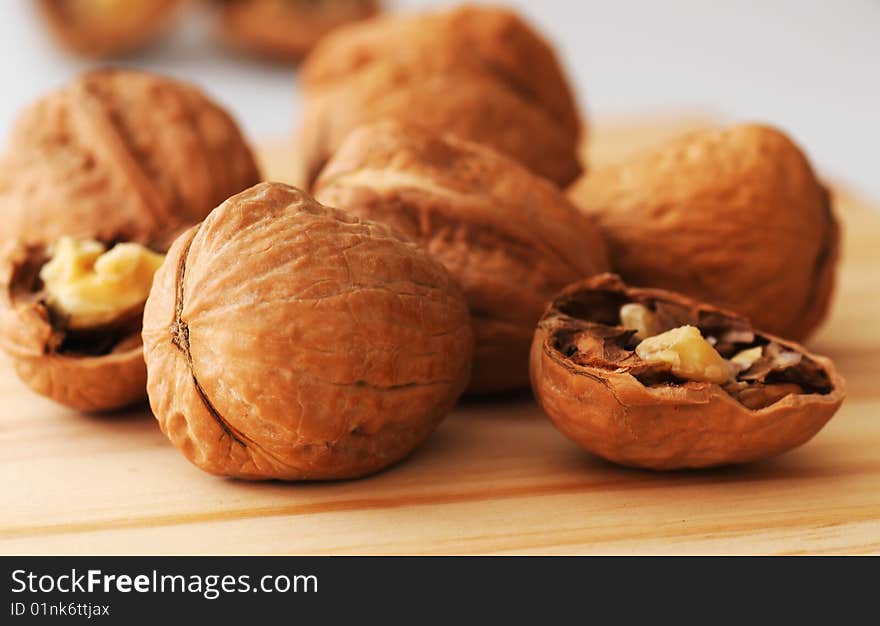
[314, 121, 608, 394]
[0, 68, 261, 250]
[568, 124, 839, 340]
[0, 240, 153, 411]
[530, 274, 845, 470]
[218, 0, 380, 61]
[142, 182, 474, 480]
[0, 69, 259, 411]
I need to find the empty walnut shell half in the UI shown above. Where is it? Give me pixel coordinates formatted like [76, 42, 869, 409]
[0, 68, 261, 249]
[568, 124, 839, 340]
[142, 182, 474, 481]
[37, 0, 184, 57]
[0, 241, 153, 411]
[531, 274, 845, 470]
[314, 121, 608, 394]
[301, 4, 581, 139]
[218, 0, 380, 61]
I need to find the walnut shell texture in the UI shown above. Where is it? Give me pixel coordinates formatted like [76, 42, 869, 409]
[143, 182, 474, 480]
[0, 244, 146, 411]
[219, 0, 380, 61]
[314, 121, 608, 394]
[0, 68, 261, 249]
[296, 63, 582, 190]
[301, 4, 581, 139]
[530, 274, 845, 470]
[568, 124, 839, 340]
[37, 0, 184, 57]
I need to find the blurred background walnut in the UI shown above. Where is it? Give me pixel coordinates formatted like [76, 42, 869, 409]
[0, 68, 260, 249]
[314, 121, 607, 394]
[217, 0, 380, 62]
[36, 0, 184, 57]
[294, 4, 582, 189]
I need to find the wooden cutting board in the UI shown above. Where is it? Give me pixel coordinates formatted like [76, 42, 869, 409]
[2, 118, 878, 555]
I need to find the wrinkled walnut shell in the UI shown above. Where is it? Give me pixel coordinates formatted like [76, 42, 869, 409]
[218, 0, 379, 61]
[37, 0, 184, 57]
[0, 68, 261, 249]
[143, 182, 474, 480]
[314, 121, 608, 394]
[0, 243, 147, 411]
[301, 4, 581, 139]
[530, 274, 845, 470]
[295, 63, 582, 191]
[568, 124, 839, 340]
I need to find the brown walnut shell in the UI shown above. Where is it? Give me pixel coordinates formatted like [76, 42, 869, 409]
[37, 0, 184, 57]
[568, 124, 839, 340]
[142, 182, 474, 481]
[218, 0, 380, 62]
[530, 274, 845, 470]
[0, 68, 261, 249]
[295, 63, 582, 190]
[0, 243, 147, 411]
[300, 4, 581, 139]
[314, 121, 608, 394]
[0, 69, 259, 411]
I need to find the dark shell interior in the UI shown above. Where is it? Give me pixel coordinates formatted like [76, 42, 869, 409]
[548, 285, 833, 410]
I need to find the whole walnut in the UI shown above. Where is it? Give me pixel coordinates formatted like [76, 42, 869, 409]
[0, 69, 260, 411]
[0, 68, 260, 249]
[294, 5, 582, 188]
[314, 121, 608, 394]
[300, 4, 581, 139]
[217, 0, 380, 61]
[531, 274, 845, 470]
[569, 124, 839, 340]
[37, 0, 184, 57]
[143, 182, 474, 480]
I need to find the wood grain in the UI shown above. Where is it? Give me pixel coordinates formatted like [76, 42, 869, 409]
[2, 118, 878, 555]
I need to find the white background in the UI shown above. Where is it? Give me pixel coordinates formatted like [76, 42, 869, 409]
[1, 0, 878, 201]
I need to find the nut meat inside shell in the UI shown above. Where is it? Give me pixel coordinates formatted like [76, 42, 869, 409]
[0, 69, 260, 411]
[142, 182, 474, 480]
[530, 274, 845, 469]
[0, 242, 153, 411]
[315, 121, 608, 394]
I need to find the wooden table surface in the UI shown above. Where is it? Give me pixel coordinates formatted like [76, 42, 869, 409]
[2, 118, 878, 555]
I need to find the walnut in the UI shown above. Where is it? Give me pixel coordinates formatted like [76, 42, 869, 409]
[530, 274, 846, 470]
[0, 68, 260, 250]
[314, 121, 608, 393]
[142, 182, 473, 480]
[568, 124, 839, 340]
[36, 0, 184, 57]
[294, 5, 582, 188]
[0, 69, 260, 410]
[217, 0, 380, 62]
